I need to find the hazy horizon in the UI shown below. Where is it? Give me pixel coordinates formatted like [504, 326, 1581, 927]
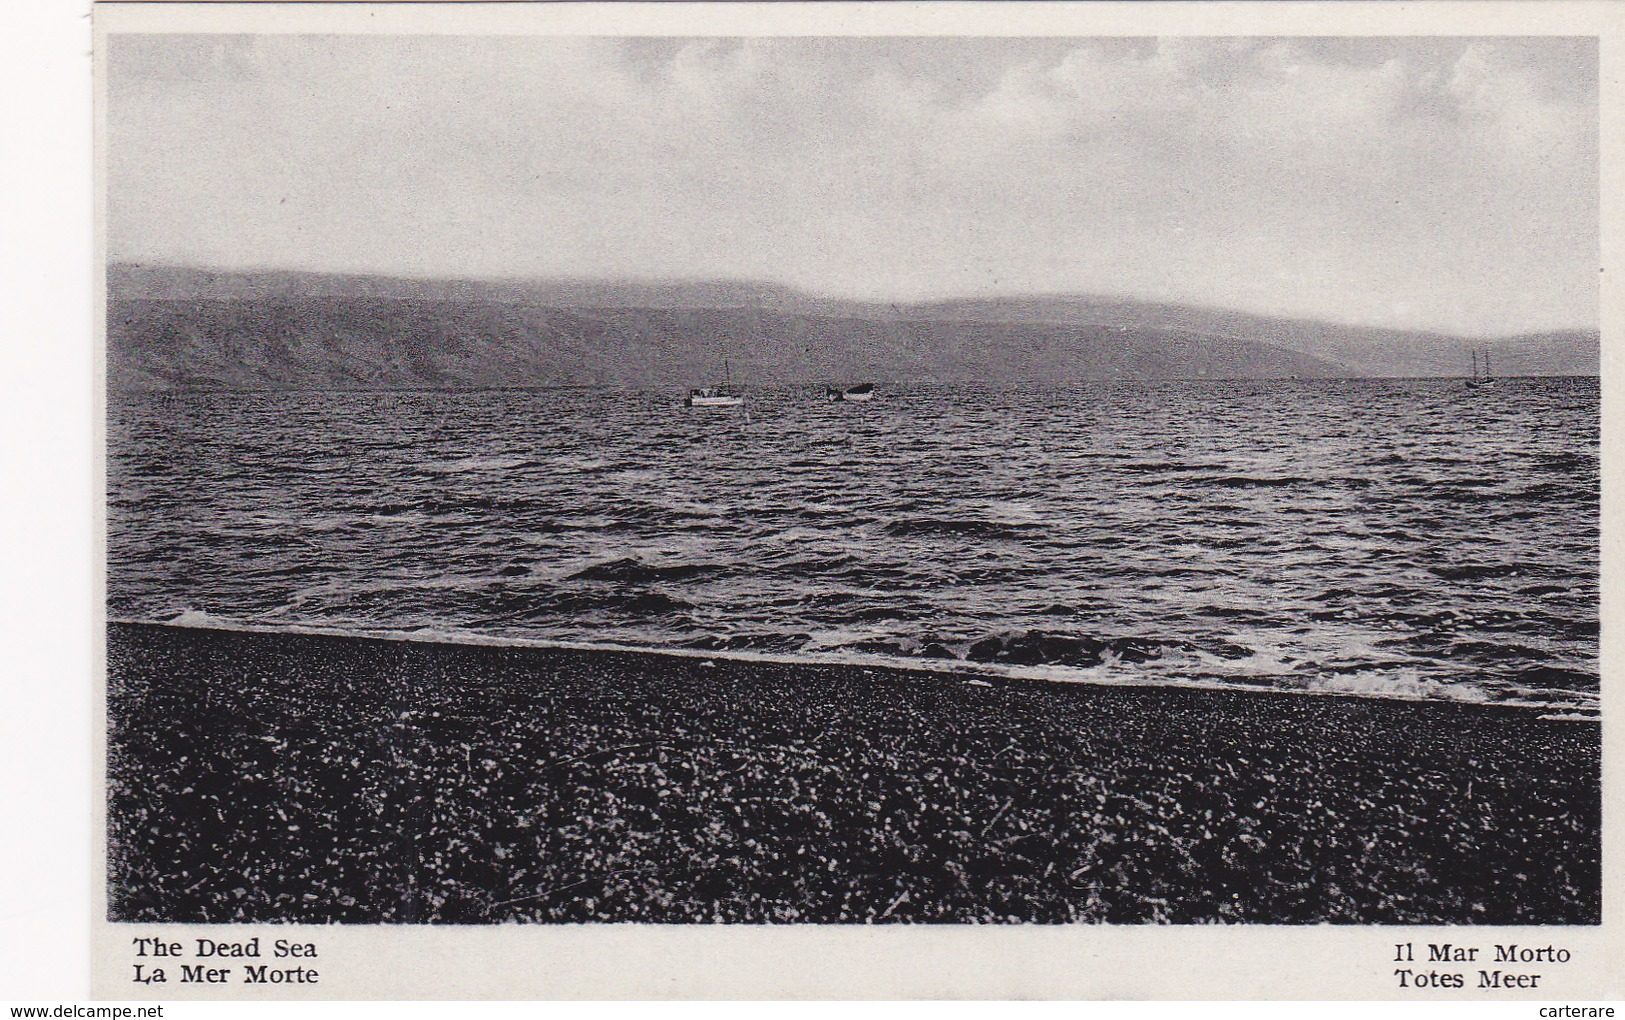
[108, 35, 1599, 337]
[109, 258, 1598, 340]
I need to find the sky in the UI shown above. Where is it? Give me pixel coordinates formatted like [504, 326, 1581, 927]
[107, 34, 1599, 335]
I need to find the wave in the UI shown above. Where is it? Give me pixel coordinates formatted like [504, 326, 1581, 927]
[108, 382, 1600, 722]
[678, 632, 813, 653]
[491, 590, 694, 619]
[1428, 562, 1532, 581]
[1532, 452, 1593, 472]
[831, 628, 1178, 669]
[882, 517, 1037, 540]
[1199, 474, 1313, 489]
[1194, 605, 1278, 622]
[366, 495, 544, 517]
[109, 615, 1600, 718]
[1509, 664, 1599, 691]
[796, 505, 880, 524]
[159, 608, 236, 628]
[847, 604, 931, 623]
[1511, 481, 1563, 499]
[544, 455, 610, 473]
[1516, 583, 1571, 596]
[418, 456, 539, 475]
[767, 553, 861, 579]
[968, 631, 1171, 667]
[565, 556, 730, 584]
[1305, 671, 1491, 704]
[1117, 461, 1215, 474]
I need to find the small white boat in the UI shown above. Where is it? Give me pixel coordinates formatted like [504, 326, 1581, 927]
[826, 383, 875, 403]
[686, 388, 743, 407]
[686, 360, 744, 407]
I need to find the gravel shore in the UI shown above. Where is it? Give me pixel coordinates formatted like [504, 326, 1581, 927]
[106, 622, 1600, 924]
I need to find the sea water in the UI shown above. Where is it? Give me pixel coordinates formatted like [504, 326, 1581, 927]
[107, 378, 1600, 716]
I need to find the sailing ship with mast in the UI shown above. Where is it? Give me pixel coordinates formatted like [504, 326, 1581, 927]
[685, 358, 744, 407]
[1465, 348, 1496, 389]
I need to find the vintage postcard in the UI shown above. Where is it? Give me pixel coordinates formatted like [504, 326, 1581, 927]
[93, 0, 1621, 999]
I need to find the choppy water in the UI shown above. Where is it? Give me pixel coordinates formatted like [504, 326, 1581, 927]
[107, 378, 1600, 716]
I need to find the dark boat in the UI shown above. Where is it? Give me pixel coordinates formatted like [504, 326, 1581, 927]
[826, 383, 875, 403]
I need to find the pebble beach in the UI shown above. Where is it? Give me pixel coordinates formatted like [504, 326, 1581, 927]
[106, 622, 1600, 925]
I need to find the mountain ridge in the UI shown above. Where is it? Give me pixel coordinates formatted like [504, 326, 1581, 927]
[105, 264, 1600, 390]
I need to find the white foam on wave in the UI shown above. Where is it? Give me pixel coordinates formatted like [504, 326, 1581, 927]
[303, 514, 359, 534]
[799, 623, 909, 653]
[1306, 669, 1490, 704]
[1195, 641, 1301, 676]
[117, 614, 1214, 697]
[364, 511, 431, 527]
[547, 454, 607, 472]
[159, 608, 234, 628]
[107, 614, 1600, 720]
[421, 455, 533, 474]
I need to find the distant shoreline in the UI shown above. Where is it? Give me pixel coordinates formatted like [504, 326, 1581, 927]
[103, 374, 1603, 396]
[104, 269, 1600, 389]
[105, 262, 1600, 342]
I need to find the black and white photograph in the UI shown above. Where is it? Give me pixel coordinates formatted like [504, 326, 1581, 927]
[95, 1, 1611, 996]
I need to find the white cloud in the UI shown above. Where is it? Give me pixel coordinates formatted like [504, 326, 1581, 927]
[107, 35, 1597, 334]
